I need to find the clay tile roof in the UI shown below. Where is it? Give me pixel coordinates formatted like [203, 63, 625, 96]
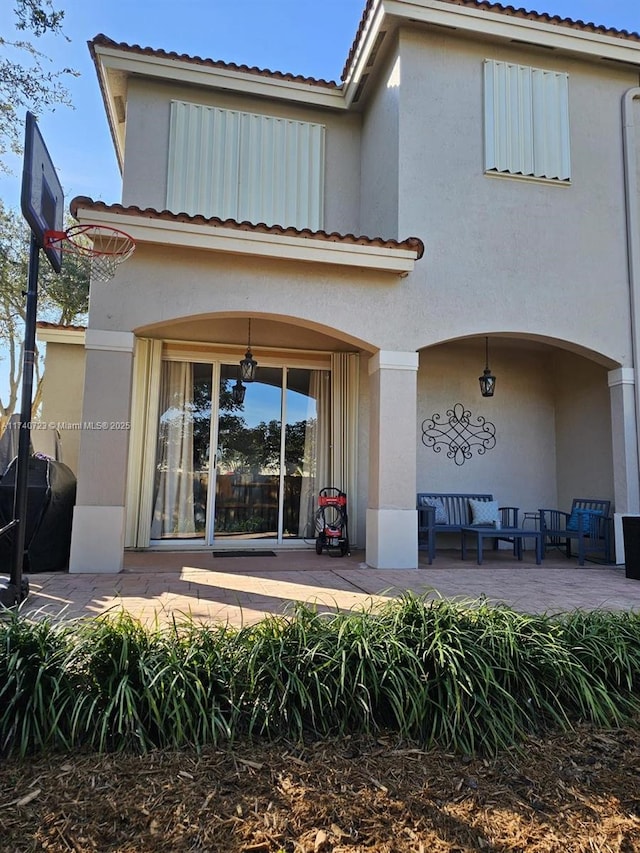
[343, 0, 640, 81]
[69, 197, 425, 260]
[36, 321, 87, 332]
[89, 33, 341, 88]
[92, 3, 640, 96]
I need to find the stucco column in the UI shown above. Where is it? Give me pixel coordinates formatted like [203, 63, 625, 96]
[69, 330, 135, 573]
[608, 367, 640, 564]
[366, 350, 419, 569]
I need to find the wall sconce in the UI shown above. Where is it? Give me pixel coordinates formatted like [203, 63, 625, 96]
[231, 379, 246, 405]
[239, 319, 258, 382]
[479, 336, 496, 397]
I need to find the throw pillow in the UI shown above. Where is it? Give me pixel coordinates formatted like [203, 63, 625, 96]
[468, 498, 501, 529]
[421, 497, 448, 524]
[567, 508, 602, 534]
[566, 508, 581, 531]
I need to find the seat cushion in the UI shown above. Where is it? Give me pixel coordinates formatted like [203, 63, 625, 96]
[468, 498, 501, 529]
[421, 497, 448, 524]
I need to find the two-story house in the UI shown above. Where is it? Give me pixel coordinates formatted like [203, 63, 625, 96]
[56, 0, 640, 573]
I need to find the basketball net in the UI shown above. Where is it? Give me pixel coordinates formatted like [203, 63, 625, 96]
[44, 224, 136, 283]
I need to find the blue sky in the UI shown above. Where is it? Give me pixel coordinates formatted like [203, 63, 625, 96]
[1, 0, 640, 213]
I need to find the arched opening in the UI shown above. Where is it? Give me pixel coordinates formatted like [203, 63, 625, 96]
[417, 335, 619, 528]
[126, 314, 369, 550]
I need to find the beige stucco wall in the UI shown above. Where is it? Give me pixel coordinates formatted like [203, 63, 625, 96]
[359, 41, 401, 241]
[355, 355, 370, 547]
[39, 340, 86, 474]
[121, 79, 362, 236]
[417, 341, 557, 510]
[74, 348, 134, 507]
[553, 351, 614, 508]
[393, 28, 632, 364]
[113, 26, 636, 368]
[87, 246, 417, 353]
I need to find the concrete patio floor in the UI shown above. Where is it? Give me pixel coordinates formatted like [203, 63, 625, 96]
[13, 545, 640, 627]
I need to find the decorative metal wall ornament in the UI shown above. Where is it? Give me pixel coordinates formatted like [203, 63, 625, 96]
[421, 402, 497, 466]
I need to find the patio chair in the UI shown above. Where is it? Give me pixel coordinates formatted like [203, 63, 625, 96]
[538, 498, 612, 565]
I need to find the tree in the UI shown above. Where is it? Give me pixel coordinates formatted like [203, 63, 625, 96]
[0, 201, 89, 432]
[1, 0, 77, 171]
[216, 412, 312, 477]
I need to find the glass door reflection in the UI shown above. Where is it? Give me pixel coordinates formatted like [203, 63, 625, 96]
[213, 365, 282, 539]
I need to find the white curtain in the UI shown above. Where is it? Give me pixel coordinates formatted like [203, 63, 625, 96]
[125, 338, 162, 548]
[297, 370, 330, 536]
[331, 353, 359, 544]
[150, 361, 196, 538]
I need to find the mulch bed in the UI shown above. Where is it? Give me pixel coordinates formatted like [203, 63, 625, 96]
[2, 723, 640, 852]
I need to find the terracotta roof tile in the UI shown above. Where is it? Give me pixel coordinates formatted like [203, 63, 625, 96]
[342, 0, 640, 81]
[443, 0, 640, 39]
[89, 34, 341, 88]
[69, 197, 425, 259]
[36, 321, 86, 332]
[342, 0, 376, 82]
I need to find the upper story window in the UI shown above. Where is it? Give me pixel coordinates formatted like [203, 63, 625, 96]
[484, 60, 571, 183]
[167, 101, 325, 230]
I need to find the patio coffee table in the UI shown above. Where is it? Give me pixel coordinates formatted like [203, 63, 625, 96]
[460, 526, 542, 565]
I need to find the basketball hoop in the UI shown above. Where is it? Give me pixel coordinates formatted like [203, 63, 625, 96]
[44, 224, 136, 282]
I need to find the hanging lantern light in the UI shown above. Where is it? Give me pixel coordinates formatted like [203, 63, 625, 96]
[239, 319, 258, 382]
[231, 379, 246, 405]
[479, 336, 496, 397]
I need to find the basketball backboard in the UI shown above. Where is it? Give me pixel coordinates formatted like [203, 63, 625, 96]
[21, 111, 64, 273]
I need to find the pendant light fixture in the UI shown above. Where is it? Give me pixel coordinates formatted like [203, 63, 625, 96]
[479, 336, 496, 397]
[239, 319, 258, 382]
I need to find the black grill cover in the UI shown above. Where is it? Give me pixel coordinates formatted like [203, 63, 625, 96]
[0, 456, 76, 572]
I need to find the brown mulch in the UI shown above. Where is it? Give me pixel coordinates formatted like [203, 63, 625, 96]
[1, 724, 640, 852]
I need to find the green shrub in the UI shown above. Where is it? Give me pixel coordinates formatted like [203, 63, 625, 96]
[0, 612, 78, 754]
[2, 594, 640, 757]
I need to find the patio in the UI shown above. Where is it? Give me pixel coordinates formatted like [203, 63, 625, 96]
[15, 546, 640, 627]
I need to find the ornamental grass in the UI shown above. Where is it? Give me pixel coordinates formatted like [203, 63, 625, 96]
[1, 594, 640, 757]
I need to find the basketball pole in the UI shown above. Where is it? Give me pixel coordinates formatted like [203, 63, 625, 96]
[1, 114, 136, 603]
[4, 233, 39, 605]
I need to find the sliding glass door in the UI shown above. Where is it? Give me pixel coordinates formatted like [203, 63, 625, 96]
[150, 358, 328, 544]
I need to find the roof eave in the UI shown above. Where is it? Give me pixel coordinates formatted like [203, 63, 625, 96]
[90, 37, 348, 169]
[70, 198, 424, 274]
[387, 0, 640, 61]
[342, 0, 640, 108]
[89, 38, 126, 173]
[36, 324, 87, 345]
[89, 2, 640, 170]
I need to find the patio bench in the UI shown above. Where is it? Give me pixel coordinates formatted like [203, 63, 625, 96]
[417, 492, 519, 564]
[538, 498, 612, 565]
